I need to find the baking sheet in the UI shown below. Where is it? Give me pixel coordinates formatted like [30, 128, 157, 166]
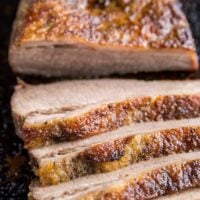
[0, 0, 200, 199]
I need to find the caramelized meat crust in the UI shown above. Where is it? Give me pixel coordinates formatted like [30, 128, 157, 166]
[23, 95, 200, 149]
[83, 127, 200, 164]
[38, 125, 200, 186]
[17, 0, 195, 50]
[80, 160, 200, 200]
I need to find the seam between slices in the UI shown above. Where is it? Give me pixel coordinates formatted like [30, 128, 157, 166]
[23, 94, 200, 149]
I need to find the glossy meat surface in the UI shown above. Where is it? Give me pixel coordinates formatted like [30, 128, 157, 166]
[17, 0, 195, 50]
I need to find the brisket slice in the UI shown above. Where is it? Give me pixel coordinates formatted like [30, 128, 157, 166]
[29, 118, 200, 186]
[9, 0, 198, 77]
[28, 151, 200, 200]
[158, 188, 200, 200]
[11, 79, 200, 149]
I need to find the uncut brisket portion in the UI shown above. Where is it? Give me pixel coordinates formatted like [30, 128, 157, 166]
[30, 118, 200, 186]
[29, 151, 200, 200]
[9, 0, 198, 77]
[11, 79, 200, 149]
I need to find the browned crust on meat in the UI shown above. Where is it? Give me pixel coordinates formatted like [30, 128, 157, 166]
[37, 156, 94, 186]
[83, 138, 128, 163]
[38, 125, 200, 186]
[80, 160, 200, 200]
[23, 95, 200, 149]
[15, 0, 196, 51]
[83, 127, 200, 164]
